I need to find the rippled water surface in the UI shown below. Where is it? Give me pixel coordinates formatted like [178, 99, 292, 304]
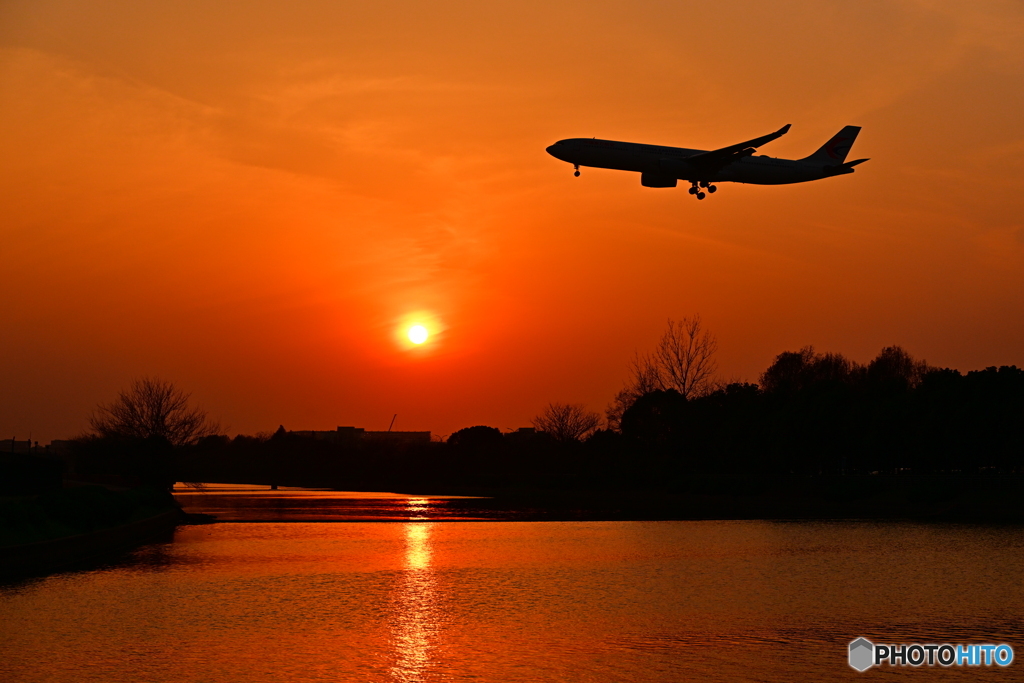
[172, 484, 495, 521]
[2, 493, 1023, 682]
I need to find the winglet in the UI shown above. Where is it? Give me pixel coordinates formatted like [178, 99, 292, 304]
[681, 124, 794, 168]
[748, 124, 791, 149]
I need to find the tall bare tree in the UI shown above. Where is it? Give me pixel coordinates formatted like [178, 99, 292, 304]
[606, 315, 719, 430]
[533, 402, 602, 443]
[654, 315, 719, 397]
[90, 377, 219, 447]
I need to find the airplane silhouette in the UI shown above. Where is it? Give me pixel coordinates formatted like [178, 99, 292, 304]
[546, 125, 867, 199]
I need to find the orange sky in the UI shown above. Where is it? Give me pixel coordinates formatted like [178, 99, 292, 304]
[2, 0, 1023, 442]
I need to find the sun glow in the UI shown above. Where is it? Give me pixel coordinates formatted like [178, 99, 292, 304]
[408, 325, 429, 344]
[394, 311, 445, 351]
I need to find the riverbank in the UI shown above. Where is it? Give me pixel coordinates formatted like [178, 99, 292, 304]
[0, 485, 184, 578]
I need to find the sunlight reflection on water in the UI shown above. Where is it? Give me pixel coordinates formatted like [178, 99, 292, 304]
[390, 521, 436, 682]
[406, 498, 431, 523]
[172, 485, 487, 522]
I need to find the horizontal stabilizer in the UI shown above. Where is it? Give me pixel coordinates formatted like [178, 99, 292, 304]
[823, 158, 869, 176]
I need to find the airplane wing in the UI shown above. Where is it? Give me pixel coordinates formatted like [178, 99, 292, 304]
[682, 124, 791, 169]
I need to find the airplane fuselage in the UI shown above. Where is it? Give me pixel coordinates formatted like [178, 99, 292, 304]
[546, 137, 852, 186]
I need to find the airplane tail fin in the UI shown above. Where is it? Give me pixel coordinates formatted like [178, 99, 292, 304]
[800, 125, 861, 164]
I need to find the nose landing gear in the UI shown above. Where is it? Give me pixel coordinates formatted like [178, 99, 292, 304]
[689, 181, 717, 200]
[573, 164, 580, 177]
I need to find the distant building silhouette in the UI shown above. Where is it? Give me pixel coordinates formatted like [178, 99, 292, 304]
[505, 427, 543, 446]
[288, 426, 431, 445]
[4, 438, 33, 454]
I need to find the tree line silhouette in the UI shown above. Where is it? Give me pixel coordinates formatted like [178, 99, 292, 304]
[621, 346, 1023, 483]
[67, 336, 1023, 495]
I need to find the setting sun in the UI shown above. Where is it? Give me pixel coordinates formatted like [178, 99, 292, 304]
[408, 325, 429, 344]
[394, 311, 445, 350]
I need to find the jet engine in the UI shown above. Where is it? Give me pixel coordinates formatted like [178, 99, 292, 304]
[640, 173, 677, 188]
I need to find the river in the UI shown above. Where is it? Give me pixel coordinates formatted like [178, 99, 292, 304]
[1, 487, 1022, 681]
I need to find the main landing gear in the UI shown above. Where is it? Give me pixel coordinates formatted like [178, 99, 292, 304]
[687, 181, 717, 200]
[573, 164, 580, 177]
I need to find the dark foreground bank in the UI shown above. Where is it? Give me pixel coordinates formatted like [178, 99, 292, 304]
[0, 486, 184, 578]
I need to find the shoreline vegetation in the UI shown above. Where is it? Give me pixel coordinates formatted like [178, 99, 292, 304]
[65, 348, 1022, 502]
[158, 343, 1024, 525]
[3, 339, 1022, 574]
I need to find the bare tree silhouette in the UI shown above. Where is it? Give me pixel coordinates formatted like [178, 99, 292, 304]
[607, 315, 719, 429]
[655, 315, 719, 397]
[90, 377, 219, 447]
[606, 351, 662, 430]
[533, 403, 601, 443]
